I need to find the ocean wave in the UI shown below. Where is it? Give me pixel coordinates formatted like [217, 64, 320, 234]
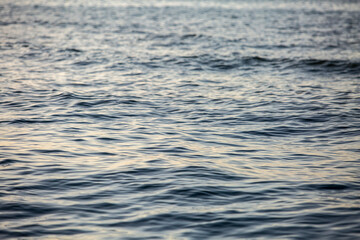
[133, 53, 360, 74]
[1, 0, 359, 239]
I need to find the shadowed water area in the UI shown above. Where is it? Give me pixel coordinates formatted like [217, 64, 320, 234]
[1, 0, 360, 239]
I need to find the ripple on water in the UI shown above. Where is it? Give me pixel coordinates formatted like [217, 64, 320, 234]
[0, 0, 360, 239]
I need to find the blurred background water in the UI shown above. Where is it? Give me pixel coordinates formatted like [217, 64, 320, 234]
[1, 0, 360, 239]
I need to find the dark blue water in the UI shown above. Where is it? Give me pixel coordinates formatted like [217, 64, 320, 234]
[1, 0, 360, 239]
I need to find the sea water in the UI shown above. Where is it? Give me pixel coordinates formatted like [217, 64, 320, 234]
[0, 0, 360, 239]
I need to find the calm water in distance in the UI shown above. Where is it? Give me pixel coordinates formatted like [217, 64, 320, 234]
[0, 0, 360, 239]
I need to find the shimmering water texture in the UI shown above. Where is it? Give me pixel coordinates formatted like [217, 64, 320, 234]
[1, 0, 360, 239]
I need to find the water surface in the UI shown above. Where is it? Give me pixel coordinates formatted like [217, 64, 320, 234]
[1, 0, 360, 239]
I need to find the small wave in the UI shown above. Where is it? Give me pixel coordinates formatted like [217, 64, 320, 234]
[243, 125, 313, 137]
[0, 158, 20, 166]
[144, 32, 206, 42]
[96, 137, 120, 142]
[59, 48, 83, 53]
[0, 202, 59, 219]
[182, 54, 270, 70]
[9, 119, 57, 124]
[51, 92, 94, 100]
[289, 59, 360, 74]
[0, 226, 88, 239]
[74, 99, 116, 107]
[141, 146, 193, 154]
[31, 149, 69, 154]
[165, 185, 244, 200]
[0, 21, 26, 26]
[298, 183, 355, 191]
[138, 53, 360, 74]
[170, 165, 246, 181]
[73, 61, 97, 66]
[51, 113, 120, 120]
